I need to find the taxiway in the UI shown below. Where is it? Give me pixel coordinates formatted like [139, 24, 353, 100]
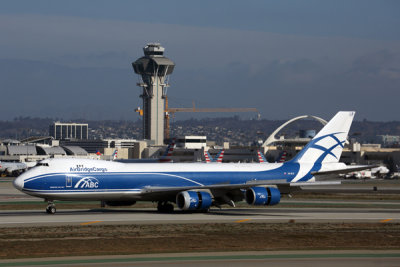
[1, 178, 400, 227]
[1, 251, 400, 267]
[0, 206, 399, 227]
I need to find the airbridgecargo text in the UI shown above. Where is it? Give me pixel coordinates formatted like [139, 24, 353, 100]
[70, 165, 108, 173]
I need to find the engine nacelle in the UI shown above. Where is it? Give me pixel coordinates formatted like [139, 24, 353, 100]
[104, 201, 136, 206]
[176, 191, 212, 211]
[245, 187, 281, 206]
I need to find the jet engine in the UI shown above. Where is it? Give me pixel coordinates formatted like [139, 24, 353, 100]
[176, 191, 212, 211]
[6, 168, 20, 177]
[245, 187, 281, 206]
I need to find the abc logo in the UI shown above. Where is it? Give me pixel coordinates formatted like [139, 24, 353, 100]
[74, 177, 99, 189]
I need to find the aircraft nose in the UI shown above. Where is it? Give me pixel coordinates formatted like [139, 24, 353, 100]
[13, 176, 24, 191]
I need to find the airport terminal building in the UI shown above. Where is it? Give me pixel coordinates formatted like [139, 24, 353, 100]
[49, 122, 88, 140]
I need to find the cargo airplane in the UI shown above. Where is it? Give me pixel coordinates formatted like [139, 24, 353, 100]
[14, 111, 370, 214]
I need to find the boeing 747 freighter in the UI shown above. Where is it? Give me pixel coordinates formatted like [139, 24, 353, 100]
[13, 111, 371, 214]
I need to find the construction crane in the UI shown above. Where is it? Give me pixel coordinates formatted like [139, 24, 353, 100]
[136, 97, 258, 140]
[164, 96, 258, 139]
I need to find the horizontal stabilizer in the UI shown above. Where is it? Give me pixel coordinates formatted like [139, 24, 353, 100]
[311, 165, 378, 176]
[290, 181, 342, 187]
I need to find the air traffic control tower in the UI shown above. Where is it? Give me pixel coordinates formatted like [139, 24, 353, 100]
[132, 43, 175, 145]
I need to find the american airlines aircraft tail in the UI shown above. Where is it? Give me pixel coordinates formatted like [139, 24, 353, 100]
[277, 151, 287, 163]
[204, 149, 224, 163]
[13, 111, 372, 214]
[204, 150, 212, 163]
[112, 150, 118, 160]
[257, 150, 267, 163]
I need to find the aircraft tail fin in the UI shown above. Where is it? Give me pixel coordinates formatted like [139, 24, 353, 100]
[257, 150, 267, 163]
[278, 151, 287, 163]
[112, 149, 118, 160]
[160, 138, 176, 162]
[215, 149, 225, 163]
[204, 149, 224, 163]
[291, 111, 355, 164]
[204, 150, 212, 163]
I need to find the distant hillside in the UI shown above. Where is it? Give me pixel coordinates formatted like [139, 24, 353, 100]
[1, 116, 400, 146]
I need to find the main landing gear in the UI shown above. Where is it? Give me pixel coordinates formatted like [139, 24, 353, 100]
[46, 201, 56, 214]
[157, 201, 174, 213]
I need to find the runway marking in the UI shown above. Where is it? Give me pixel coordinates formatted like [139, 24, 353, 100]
[80, 220, 102, 226]
[380, 219, 393, 223]
[235, 219, 251, 223]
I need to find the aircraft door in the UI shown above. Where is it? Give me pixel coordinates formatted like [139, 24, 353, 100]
[66, 176, 73, 188]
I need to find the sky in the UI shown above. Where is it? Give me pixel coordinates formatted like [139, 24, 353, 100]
[0, 0, 399, 121]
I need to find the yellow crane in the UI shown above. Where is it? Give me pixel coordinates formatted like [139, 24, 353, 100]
[165, 97, 258, 139]
[136, 97, 258, 140]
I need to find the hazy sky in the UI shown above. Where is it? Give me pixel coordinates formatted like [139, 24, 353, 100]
[0, 1, 399, 121]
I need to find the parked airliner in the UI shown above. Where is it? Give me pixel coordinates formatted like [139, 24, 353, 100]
[0, 161, 28, 176]
[204, 149, 224, 163]
[14, 111, 370, 214]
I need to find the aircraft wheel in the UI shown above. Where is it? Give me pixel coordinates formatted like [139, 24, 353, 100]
[46, 205, 56, 214]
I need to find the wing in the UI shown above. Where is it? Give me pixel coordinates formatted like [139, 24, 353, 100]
[135, 179, 342, 202]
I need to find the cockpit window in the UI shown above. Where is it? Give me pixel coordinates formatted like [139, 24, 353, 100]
[37, 162, 49, 167]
